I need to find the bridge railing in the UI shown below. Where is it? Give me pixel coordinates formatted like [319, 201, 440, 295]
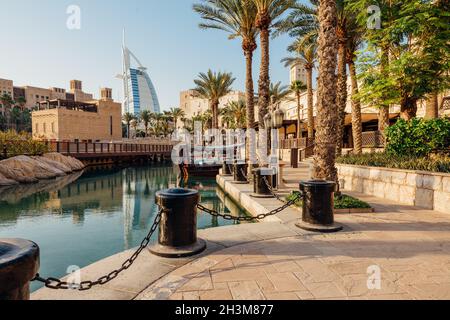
[45, 141, 174, 155]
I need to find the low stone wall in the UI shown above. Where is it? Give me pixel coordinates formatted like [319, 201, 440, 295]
[337, 164, 450, 214]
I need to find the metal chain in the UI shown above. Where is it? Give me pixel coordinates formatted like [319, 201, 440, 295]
[32, 208, 163, 291]
[197, 194, 299, 222]
[262, 176, 287, 204]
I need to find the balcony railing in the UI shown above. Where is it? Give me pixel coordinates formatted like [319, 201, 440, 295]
[361, 131, 385, 148]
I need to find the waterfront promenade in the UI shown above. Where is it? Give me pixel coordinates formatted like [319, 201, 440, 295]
[33, 164, 450, 300]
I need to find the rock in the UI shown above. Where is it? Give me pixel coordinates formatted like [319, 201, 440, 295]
[32, 156, 73, 174]
[0, 155, 66, 183]
[43, 153, 85, 171]
[0, 161, 38, 184]
[0, 172, 19, 186]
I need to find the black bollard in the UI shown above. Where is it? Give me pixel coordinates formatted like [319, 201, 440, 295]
[0, 239, 40, 300]
[149, 189, 206, 258]
[251, 168, 274, 198]
[296, 180, 343, 233]
[221, 161, 233, 176]
[232, 161, 248, 184]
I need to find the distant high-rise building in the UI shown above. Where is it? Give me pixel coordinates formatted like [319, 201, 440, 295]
[119, 32, 160, 116]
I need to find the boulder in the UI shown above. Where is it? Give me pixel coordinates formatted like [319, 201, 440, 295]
[32, 156, 73, 174]
[0, 172, 19, 186]
[0, 161, 38, 184]
[0, 155, 66, 182]
[43, 153, 85, 171]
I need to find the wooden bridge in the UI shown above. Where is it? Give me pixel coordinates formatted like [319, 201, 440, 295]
[46, 141, 174, 165]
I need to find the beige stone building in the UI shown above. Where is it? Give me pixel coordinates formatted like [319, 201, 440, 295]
[279, 76, 450, 145]
[0, 78, 94, 110]
[32, 88, 122, 142]
[179, 90, 246, 128]
[0, 79, 13, 97]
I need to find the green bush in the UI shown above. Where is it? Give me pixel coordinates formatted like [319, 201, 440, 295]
[286, 192, 371, 209]
[337, 152, 450, 173]
[0, 130, 50, 158]
[386, 118, 450, 157]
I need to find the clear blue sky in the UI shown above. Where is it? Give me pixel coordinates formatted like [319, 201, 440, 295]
[0, 0, 297, 111]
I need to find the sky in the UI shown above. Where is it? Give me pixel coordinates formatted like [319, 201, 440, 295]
[0, 0, 298, 112]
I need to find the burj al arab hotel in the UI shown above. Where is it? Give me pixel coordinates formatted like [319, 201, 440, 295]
[118, 33, 161, 116]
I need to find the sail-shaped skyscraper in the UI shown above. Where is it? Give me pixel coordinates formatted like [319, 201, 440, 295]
[119, 32, 160, 116]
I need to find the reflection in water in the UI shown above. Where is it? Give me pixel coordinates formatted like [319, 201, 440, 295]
[0, 165, 248, 292]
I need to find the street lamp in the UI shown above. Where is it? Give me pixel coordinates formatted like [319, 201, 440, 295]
[264, 113, 272, 129]
[272, 108, 284, 129]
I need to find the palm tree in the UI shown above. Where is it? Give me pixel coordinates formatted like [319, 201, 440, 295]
[346, 20, 364, 154]
[220, 100, 247, 129]
[425, 94, 439, 119]
[290, 80, 307, 139]
[140, 110, 152, 137]
[252, 0, 294, 129]
[153, 113, 165, 132]
[193, 70, 235, 129]
[15, 96, 27, 111]
[0, 94, 14, 128]
[130, 117, 140, 138]
[0, 93, 14, 113]
[269, 81, 291, 105]
[313, 0, 339, 182]
[122, 112, 135, 139]
[194, 0, 258, 133]
[282, 38, 317, 138]
[169, 107, 185, 129]
[10, 107, 22, 131]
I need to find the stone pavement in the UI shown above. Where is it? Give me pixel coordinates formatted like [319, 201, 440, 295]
[33, 163, 450, 300]
[137, 199, 450, 300]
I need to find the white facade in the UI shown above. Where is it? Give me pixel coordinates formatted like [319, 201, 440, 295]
[119, 33, 160, 116]
[290, 64, 308, 85]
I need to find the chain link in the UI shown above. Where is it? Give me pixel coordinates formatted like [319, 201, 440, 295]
[33, 208, 163, 291]
[197, 194, 299, 222]
[262, 176, 288, 204]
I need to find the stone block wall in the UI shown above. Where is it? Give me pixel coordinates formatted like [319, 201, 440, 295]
[337, 164, 450, 214]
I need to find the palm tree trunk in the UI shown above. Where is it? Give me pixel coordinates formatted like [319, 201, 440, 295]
[306, 68, 314, 139]
[349, 61, 363, 155]
[313, 0, 338, 182]
[127, 124, 130, 139]
[211, 100, 219, 129]
[378, 47, 390, 134]
[245, 49, 256, 171]
[400, 97, 418, 121]
[258, 27, 270, 130]
[296, 92, 301, 139]
[425, 93, 439, 119]
[336, 40, 347, 156]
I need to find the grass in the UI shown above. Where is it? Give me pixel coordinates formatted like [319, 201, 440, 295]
[287, 192, 372, 210]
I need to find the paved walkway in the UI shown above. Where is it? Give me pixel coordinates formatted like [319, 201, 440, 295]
[33, 164, 450, 300]
[137, 196, 450, 300]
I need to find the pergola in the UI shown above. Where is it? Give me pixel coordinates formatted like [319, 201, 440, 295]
[36, 99, 98, 113]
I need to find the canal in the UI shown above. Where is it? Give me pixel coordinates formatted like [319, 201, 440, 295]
[0, 165, 249, 292]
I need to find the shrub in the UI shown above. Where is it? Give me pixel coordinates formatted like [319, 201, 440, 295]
[0, 130, 50, 158]
[286, 192, 371, 209]
[386, 118, 450, 157]
[337, 152, 450, 173]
